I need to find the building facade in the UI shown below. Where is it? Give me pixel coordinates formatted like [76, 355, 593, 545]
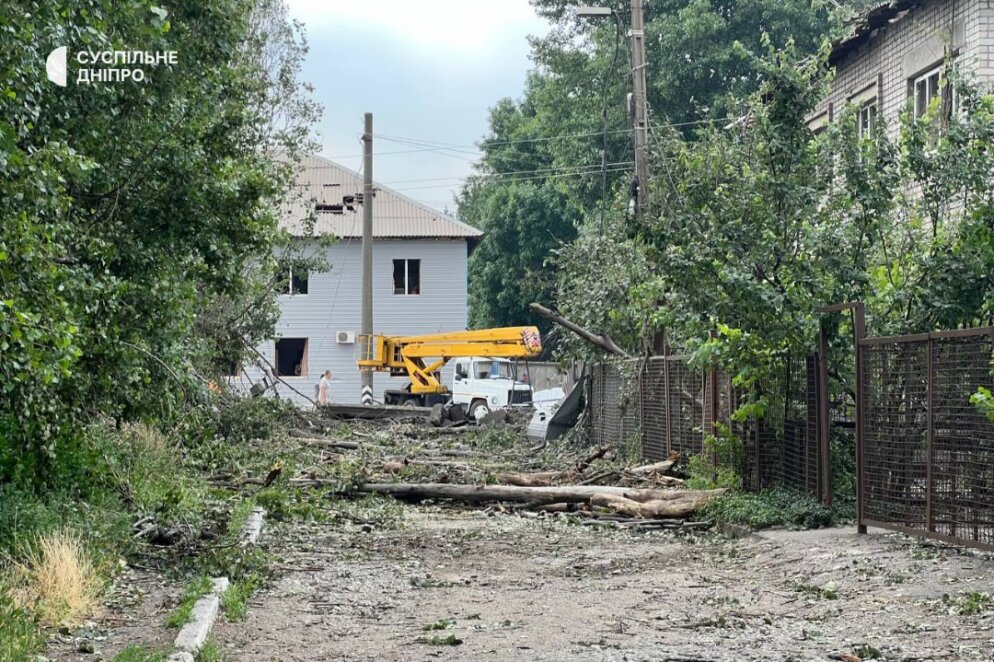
[237, 155, 482, 405]
[809, 0, 994, 135]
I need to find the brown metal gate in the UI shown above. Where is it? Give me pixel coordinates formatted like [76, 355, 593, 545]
[858, 327, 994, 551]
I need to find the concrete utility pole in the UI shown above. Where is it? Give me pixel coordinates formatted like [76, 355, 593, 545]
[360, 112, 374, 405]
[630, 0, 649, 212]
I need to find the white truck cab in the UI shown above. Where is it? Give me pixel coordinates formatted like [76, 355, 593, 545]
[451, 357, 532, 420]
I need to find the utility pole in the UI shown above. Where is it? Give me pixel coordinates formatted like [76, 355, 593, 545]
[630, 0, 649, 212]
[360, 112, 374, 405]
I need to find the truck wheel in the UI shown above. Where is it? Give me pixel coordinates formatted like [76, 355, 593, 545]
[401, 398, 419, 407]
[469, 400, 490, 421]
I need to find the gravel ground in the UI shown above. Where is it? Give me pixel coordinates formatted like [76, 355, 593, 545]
[214, 508, 994, 661]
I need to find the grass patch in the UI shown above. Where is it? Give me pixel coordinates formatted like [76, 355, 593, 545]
[0, 584, 44, 661]
[703, 487, 835, 530]
[167, 576, 214, 628]
[792, 581, 839, 600]
[7, 529, 101, 626]
[422, 618, 454, 631]
[423, 633, 463, 646]
[196, 636, 225, 661]
[221, 575, 261, 621]
[942, 591, 993, 615]
[114, 645, 168, 661]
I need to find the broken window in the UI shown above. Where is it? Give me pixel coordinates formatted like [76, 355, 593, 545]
[393, 259, 421, 295]
[275, 338, 308, 377]
[277, 266, 308, 295]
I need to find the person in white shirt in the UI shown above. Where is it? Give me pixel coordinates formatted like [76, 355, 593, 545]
[318, 370, 333, 405]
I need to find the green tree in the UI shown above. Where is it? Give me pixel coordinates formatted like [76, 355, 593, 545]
[0, 0, 318, 480]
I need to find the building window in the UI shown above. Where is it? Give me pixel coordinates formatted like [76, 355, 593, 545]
[911, 65, 959, 120]
[393, 259, 421, 295]
[275, 338, 308, 377]
[278, 266, 308, 295]
[857, 100, 877, 138]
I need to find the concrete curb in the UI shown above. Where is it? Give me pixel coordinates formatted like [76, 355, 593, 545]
[241, 507, 266, 547]
[168, 505, 265, 659]
[173, 577, 229, 655]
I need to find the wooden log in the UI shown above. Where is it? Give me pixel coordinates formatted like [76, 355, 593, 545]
[359, 482, 725, 505]
[624, 459, 676, 475]
[495, 471, 567, 487]
[589, 490, 725, 519]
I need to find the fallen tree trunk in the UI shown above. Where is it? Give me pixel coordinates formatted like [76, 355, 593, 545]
[495, 471, 566, 487]
[590, 490, 725, 519]
[528, 303, 630, 358]
[624, 459, 676, 475]
[359, 482, 725, 506]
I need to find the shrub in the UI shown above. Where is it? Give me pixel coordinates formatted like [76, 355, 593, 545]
[703, 487, 834, 530]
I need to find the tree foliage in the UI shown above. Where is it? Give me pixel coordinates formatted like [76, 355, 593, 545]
[461, 0, 869, 331]
[0, 0, 317, 479]
[554, 37, 994, 392]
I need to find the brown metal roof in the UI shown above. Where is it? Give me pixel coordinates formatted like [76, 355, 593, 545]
[829, 0, 923, 65]
[281, 154, 482, 241]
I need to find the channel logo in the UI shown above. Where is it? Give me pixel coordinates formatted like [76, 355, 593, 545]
[46, 46, 67, 86]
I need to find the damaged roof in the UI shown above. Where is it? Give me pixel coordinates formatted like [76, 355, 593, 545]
[281, 154, 482, 242]
[829, 0, 923, 65]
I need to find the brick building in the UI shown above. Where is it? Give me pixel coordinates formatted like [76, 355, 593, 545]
[809, 0, 994, 136]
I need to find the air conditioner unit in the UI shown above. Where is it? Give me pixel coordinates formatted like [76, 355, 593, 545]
[336, 331, 356, 345]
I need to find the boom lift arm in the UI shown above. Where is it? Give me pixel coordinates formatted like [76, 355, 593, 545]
[357, 327, 542, 395]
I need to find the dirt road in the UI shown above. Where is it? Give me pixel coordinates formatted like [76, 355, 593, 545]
[215, 508, 994, 661]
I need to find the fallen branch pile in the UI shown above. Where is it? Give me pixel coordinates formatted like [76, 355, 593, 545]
[266, 417, 718, 529]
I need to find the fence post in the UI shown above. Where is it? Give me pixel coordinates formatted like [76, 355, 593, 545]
[818, 322, 832, 507]
[663, 357, 672, 455]
[854, 303, 867, 535]
[926, 335, 934, 533]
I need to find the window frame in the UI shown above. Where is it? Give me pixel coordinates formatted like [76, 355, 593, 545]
[274, 338, 309, 378]
[857, 99, 878, 139]
[911, 64, 958, 121]
[277, 266, 309, 296]
[392, 258, 421, 296]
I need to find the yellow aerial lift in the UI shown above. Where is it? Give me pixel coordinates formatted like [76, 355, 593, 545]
[357, 326, 542, 409]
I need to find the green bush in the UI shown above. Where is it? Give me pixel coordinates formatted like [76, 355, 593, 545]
[686, 427, 745, 491]
[703, 487, 834, 530]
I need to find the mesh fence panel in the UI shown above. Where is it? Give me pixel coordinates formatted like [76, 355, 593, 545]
[667, 358, 704, 458]
[862, 340, 931, 528]
[930, 335, 994, 547]
[861, 330, 994, 550]
[642, 358, 668, 461]
[588, 361, 641, 448]
[590, 351, 824, 499]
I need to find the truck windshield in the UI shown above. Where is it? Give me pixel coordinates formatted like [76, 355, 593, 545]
[475, 360, 516, 380]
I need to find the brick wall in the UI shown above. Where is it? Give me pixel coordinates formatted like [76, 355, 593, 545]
[812, 0, 993, 136]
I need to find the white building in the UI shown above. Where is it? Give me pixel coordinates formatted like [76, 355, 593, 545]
[238, 155, 482, 405]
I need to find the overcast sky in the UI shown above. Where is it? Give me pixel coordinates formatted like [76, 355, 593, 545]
[285, 0, 549, 213]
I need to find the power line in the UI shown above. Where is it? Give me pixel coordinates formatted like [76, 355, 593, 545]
[380, 160, 635, 186]
[389, 164, 633, 192]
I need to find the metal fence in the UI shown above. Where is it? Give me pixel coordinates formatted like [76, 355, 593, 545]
[859, 328, 994, 550]
[588, 352, 825, 499]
